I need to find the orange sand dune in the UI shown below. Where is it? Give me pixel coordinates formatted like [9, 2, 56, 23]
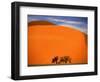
[28, 22, 87, 66]
[28, 21, 55, 26]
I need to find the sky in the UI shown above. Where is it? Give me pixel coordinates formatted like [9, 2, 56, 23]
[28, 15, 88, 34]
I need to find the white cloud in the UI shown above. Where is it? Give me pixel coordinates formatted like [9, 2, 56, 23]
[47, 18, 82, 24]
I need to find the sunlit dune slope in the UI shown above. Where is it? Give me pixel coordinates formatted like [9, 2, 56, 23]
[28, 21, 88, 65]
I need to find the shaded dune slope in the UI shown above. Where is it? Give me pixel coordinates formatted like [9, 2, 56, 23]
[28, 21, 56, 26]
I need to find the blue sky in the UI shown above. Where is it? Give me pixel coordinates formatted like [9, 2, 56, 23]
[28, 15, 88, 34]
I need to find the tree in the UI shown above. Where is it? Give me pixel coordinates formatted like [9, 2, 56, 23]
[52, 56, 59, 64]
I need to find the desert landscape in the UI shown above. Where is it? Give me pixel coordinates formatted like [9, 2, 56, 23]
[28, 20, 88, 66]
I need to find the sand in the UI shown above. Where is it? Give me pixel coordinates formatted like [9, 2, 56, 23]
[28, 21, 87, 66]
